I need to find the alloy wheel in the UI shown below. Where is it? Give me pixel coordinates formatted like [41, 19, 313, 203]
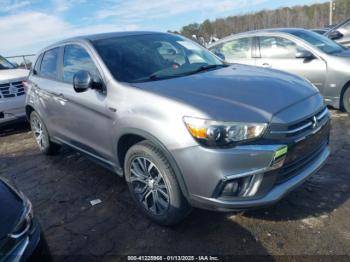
[31, 116, 47, 150]
[130, 157, 170, 215]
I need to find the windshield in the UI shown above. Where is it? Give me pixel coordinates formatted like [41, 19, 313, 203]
[0, 56, 15, 70]
[291, 30, 345, 54]
[93, 33, 224, 83]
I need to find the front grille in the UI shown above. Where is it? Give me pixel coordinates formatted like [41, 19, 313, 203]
[266, 121, 330, 185]
[0, 81, 25, 99]
[267, 107, 330, 140]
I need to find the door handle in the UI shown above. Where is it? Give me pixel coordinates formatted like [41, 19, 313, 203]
[262, 63, 271, 68]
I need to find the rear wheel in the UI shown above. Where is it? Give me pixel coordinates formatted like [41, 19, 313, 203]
[124, 140, 191, 225]
[343, 87, 350, 114]
[30, 111, 61, 155]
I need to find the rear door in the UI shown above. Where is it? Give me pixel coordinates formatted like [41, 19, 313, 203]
[29, 47, 64, 137]
[56, 43, 114, 162]
[209, 37, 256, 66]
[255, 35, 327, 92]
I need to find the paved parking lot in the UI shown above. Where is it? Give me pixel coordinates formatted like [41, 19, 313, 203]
[0, 110, 349, 261]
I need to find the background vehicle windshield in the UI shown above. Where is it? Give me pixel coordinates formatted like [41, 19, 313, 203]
[93, 33, 223, 83]
[0, 56, 15, 70]
[291, 30, 345, 54]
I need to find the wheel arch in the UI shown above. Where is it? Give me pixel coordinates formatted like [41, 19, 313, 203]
[116, 128, 190, 199]
[25, 105, 35, 120]
[340, 80, 350, 110]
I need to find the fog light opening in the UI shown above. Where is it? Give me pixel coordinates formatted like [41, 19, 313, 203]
[220, 173, 264, 197]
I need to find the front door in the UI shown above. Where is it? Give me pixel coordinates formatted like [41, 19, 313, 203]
[57, 44, 115, 163]
[255, 36, 327, 92]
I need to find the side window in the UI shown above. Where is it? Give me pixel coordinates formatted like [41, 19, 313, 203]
[33, 53, 43, 74]
[259, 36, 300, 59]
[63, 44, 100, 83]
[40, 48, 60, 79]
[215, 38, 252, 60]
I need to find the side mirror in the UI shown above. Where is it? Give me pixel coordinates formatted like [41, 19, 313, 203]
[328, 30, 343, 40]
[295, 50, 314, 59]
[73, 70, 103, 93]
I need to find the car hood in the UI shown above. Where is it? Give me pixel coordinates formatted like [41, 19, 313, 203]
[0, 69, 29, 82]
[131, 64, 319, 123]
[0, 179, 23, 241]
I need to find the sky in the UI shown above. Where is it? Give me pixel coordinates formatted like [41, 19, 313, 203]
[0, 0, 328, 56]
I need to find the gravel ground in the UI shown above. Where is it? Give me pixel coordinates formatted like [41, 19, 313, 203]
[0, 110, 349, 261]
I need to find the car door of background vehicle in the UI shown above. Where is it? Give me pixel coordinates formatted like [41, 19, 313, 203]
[56, 44, 115, 163]
[209, 37, 256, 66]
[255, 36, 327, 92]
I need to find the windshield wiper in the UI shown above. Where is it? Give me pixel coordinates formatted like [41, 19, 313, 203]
[144, 64, 229, 82]
[185, 64, 229, 76]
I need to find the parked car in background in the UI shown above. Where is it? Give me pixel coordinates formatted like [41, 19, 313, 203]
[26, 31, 330, 225]
[325, 18, 350, 48]
[0, 55, 29, 127]
[208, 28, 350, 113]
[0, 178, 51, 262]
[312, 28, 329, 35]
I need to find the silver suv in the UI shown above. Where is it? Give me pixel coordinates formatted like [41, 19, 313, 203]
[26, 32, 330, 225]
[208, 28, 350, 113]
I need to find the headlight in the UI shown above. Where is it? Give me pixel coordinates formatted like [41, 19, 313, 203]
[183, 117, 267, 147]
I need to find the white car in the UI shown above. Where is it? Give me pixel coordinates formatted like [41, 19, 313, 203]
[0, 55, 29, 126]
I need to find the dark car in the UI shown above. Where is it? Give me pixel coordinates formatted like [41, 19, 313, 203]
[0, 178, 51, 262]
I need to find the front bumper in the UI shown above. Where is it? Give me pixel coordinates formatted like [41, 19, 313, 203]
[171, 127, 330, 212]
[0, 96, 26, 126]
[189, 146, 329, 211]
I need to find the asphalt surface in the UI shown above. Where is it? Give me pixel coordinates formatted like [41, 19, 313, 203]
[0, 110, 349, 261]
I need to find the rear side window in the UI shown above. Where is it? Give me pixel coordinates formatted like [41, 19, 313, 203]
[40, 48, 60, 79]
[211, 38, 252, 60]
[63, 44, 100, 83]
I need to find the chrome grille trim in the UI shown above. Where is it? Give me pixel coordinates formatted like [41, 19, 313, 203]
[0, 80, 25, 99]
[316, 107, 328, 121]
[270, 107, 329, 135]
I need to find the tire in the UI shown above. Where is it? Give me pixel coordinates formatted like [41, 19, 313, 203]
[342, 87, 350, 114]
[30, 111, 61, 155]
[124, 140, 191, 225]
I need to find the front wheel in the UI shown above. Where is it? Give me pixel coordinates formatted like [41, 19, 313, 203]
[342, 87, 350, 114]
[30, 111, 61, 155]
[124, 141, 191, 225]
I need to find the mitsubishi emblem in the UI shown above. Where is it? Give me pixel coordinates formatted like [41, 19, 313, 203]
[9, 83, 17, 95]
[312, 116, 318, 129]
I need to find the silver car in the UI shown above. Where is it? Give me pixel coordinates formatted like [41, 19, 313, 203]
[208, 28, 350, 113]
[26, 32, 330, 225]
[0, 56, 29, 126]
[325, 18, 350, 47]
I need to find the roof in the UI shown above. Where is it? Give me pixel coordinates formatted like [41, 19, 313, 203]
[238, 27, 309, 35]
[39, 31, 168, 53]
[63, 31, 166, 43]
